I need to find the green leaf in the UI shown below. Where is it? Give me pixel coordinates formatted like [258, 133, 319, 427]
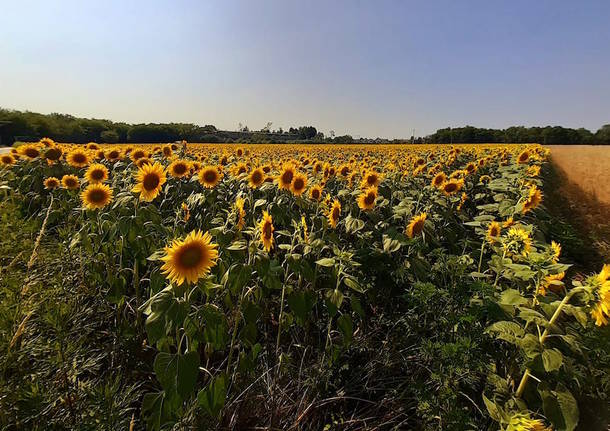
[555, 384, 579, 431]
[287, 290, 316, 325]
[337, 314, 353, 346]
[198, 374, 227, 418]
[482, 394, 503, 422]
[176, 351, 200, 399]
[382, 234, 401, 253]
[316, 258, 336, 267]
[542, 348, 563, 372]
[486, 321, 524, 345]
[343, 276, 364, 293]
[499, 288, 528, 306]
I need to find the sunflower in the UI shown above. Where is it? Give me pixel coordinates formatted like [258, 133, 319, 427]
[503, 227, 532, 257]
[506, 413, 551, 431]
[259, 211, 274, 252]
[309, 185, 323, 201]
[67, 149, 90, 168]
[0, 154, 15, 166]
[181, 202, 191, 222]
[235, 198, 246, 230]
[517, 149, 530, 164]
[44, 146, 63, 162]
[441, 178, 464, 196]
[406, 212, 427, 238]
[160, 230, 218, 286]
[162, 145, 173, 158]
[130, 149, 148, 162]
[486, 221, 501, 243]
[61, 174, 80, 190]
[550, 241, 561, 263]
[43, 177, 60, 190]
[431, 172, 446, 188]
[198, 166, 222, 188]
[135, 157, 153, 168]
[591, 265, 610, 326]
[527, 165, 541, 177]
[277, 164, 296, 190]
[168, 160, 191, 178]
[328, 199, 341, 228]
[81, 183, 113, 210]
[20, 144, 41, 159]
[361, 170, 381, 189]
[105, 149, 122, 162]
[302, 215, 309, 242]
[132, 162, 167, 201]
[291, 173, 308, 196]
[522, 185, 542, 214]
[248, 168, 265, 188]
[539, 272, 565, 296]
[358, 186, 378, 211]
[479, 174, 491, 184]
[503, 217, 515, 228]
[85, 163, 109, 184]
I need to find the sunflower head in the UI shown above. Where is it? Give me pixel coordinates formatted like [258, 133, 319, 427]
[358, 186, 378, 211]
[44, 146, 63, 162]
[248, 168, 265, 188]
[160, 230, 218, 286]
[441, 178, 464, 196]
[61, 174, 80, 190]
[486, 221, 501, 243]
[162, 145, 173, 158]
[0, 154, 16, 166]
[432, 172, 446, 188]
[503, 227, 532, 257]
[43, 177, 60, 190]
[85, 163, 109, 184]
[291, 173, 308, 196]
[517, 149, 530, 164]
[198, 166, 222, 188]
[67, 149, 90, 168]
[235, 198, 246, 230]
[309, 185, 323, 201]
[259, 211, 274, 252]
[132, 162, 167, 202]
[277, 164, 296, 190]
[81, 183, 113, 210]
[20, 144, 41, 160]
[328, 199, 341, 228]
[361, 170, 381, 189]
[168, 160, 191, 178]
[522, 185, 542, 214]
[407, 212, 427, 238]
[131, 149, 148, 162]
[104, 149, 122, 162]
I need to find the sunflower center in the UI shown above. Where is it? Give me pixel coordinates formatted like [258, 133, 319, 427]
[412, 220, 424, 235]
[91, 169, 105, 180]
[203, 170, 217, 183]
[178, 245, 204, 269]
[133, 151, 145, 160]
[281, 170, 294, 184]
[311, 189, 320, 199]
[73, 154, 86, 163]
[143, 173, 160, 191]
[332, 208, 340, 219]
[367, 175, 377, 185]
[445, 183, 457, 193]
[364, 193, 375, 206]
[89, 189, 106, 203]
[251, 170, 263, 184]
[174, 164, 187, 175]
[46, 148, 62, 160]
[26, 148, 40, 158]
[263, 221, 272, 238]
[293, 178, 304, 191]
[108, 151, 119, 159]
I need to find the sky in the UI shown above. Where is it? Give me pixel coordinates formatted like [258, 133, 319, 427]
[1, 0, 609, 138]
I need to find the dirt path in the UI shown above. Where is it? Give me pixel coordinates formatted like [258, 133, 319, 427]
[548, 145, 610, 205]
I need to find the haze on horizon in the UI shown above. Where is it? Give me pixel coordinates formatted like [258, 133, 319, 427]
[1, 0, 609, 139]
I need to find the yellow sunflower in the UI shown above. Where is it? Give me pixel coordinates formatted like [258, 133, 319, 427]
[235, 198, 246, 230]
[43, 177, 60, 190]
[291, 173, 308, 196]
[539, 272, 565, 296]
[66, 149, 90, 168]
[130, 149, 148, 162]
[517, 149, 530, 164]
[486, 221, 501, 243]
[259, 211, 274, 252]
[550, 241, 561, 263]
[309, 185, 323, 202]
[61, 175, 80, 190]
[357, 186, 378, 211]
[503, 227, 532, 257]
[105, 149, 122, 162]
[168, 160, 191, 178]
[248, 167, 265, 188]
[81, 183, 113, 210]
[160, 230, 219, 286]
[277, 163, 296, 190]
[0, 154, 16, 166]
[441, 178, 464, 196]
[198, 166, 222, 188]
[522, 185, 542, 214]
[44, 146, 63, 162]
[328, 199, 341, 228]
[406, 212, 427, 238]
[19, 144, 41, 159]
[85, 163, 109, 184]
[132, 162, 167, 202]
[431, 172, 446, 188]
[360, 170, 381, 189]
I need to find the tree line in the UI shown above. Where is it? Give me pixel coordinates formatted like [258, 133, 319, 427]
[1, 108, 608, 145]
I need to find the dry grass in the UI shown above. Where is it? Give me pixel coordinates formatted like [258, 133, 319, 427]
[549, 145, 610, 205]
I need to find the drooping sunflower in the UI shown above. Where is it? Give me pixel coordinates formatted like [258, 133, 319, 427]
[85, 163, 109, 184]
[516, 149, 530, 164]
[486, 221, 501, 243]
[328, 199, 341, 228]
[235, 198, 246, 230]
[522, 185, 542, 214]
[591, 265, 610, 326]
[309, 185, 323, 202]
[357, 186, 378, 211]
[105, 149, 122, 162]
[168, 160, 191, 178]
[160, 230, 219, 286]
[0, 154, 15, 166]
[259, 211, 274, 252]
[503, 227, 532, 257]
[81, 183, 113, 210]
[277, 163, 296, 190]
[162, 145, 173, 158]
[67, 149, 90, 168]
[441, 178, 464, 196]
[550, 241, 561, 263]
[135, 157, 153, 168]
[132, 162, 167, 202]
[406, 212, 427, 238]
[506, 413, 550, 431]
[43, 177, 60, 190]
[431, 172, 446, 188]
[198, 166, 222, 188]
[61, 174, 80, 190]
[291, 173, 308, 196]
[248, 167, 265, 188]
[539, 272, 565, 296]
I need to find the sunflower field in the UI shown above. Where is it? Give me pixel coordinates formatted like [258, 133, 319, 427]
[1, 140, 609, 430]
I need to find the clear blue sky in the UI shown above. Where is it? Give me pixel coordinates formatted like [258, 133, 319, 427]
[1, 0, 609, 138]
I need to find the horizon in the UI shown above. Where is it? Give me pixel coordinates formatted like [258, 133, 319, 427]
[2, 0, 610, 138]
